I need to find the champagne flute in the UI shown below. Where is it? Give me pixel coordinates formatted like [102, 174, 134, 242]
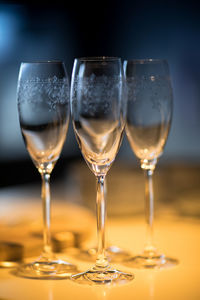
[16, 61, 77, 279]
[77, 177, 131, 263]
[124, 59, 178, 269]
[70, 57, 134, 284]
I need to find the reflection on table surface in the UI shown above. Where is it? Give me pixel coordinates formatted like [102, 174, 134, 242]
[0, 162, 199, 300]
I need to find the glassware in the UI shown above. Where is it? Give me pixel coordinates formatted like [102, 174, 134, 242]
[16, 61, 77, 279]
[124, 59, 178, 269]
[70, 57, 134, 284]
[77, 178, 131, 263]
[79, 243, 130, 263]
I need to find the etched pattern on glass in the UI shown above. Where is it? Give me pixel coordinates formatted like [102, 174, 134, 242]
[126, 76, 172, 113]
[18, 76, 69, 110]
[126, 75, 172, 160]
[72, 74, 122, 117]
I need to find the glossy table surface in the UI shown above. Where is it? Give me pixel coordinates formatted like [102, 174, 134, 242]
[0, 163, 199, 300]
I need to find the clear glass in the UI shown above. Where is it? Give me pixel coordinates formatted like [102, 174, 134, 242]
[124, 59, 178, 269]
[77, 178, 131, 263]
[16, 61, 77, 279]
[70, 57, 134, 284]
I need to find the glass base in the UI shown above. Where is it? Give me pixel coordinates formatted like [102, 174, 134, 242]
[15, 256, 77, 279]
[71, 266, 134, 285]
[78, 245, 130, 263]
[125, 250, 178, 269]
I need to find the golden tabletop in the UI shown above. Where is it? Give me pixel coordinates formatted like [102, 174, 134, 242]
[0, 162, 199, 299]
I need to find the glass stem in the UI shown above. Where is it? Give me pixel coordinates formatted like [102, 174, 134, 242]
[144, 169, 156, 255]
[95, 175, 109, 270]
[41, 173, 52, 258]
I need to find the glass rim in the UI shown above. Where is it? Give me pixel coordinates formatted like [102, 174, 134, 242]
[20, 60, 64, 65]
[75, 56, 121, 62]
[123, 58, 168, 64]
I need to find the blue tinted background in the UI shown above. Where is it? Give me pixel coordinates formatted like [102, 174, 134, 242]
[0, 0, 200, 185]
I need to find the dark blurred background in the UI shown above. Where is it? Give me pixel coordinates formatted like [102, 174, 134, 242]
[0, 0, 200, 186]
